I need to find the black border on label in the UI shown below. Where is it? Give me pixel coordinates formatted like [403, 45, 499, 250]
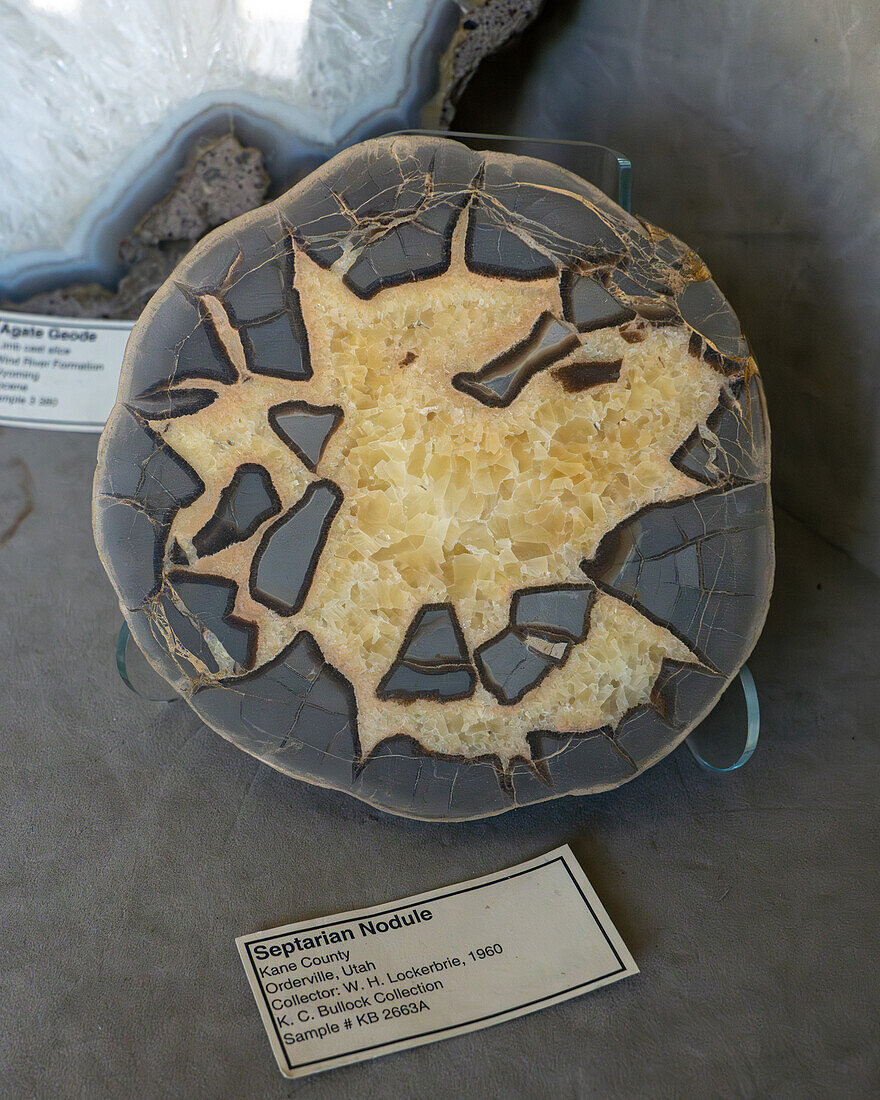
[243, 854, 627, 1073]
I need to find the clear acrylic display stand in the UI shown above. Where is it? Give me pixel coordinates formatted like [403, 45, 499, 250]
[116, 130, 759, 774]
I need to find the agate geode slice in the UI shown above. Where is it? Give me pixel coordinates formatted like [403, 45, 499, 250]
[93, 135, 773, 820]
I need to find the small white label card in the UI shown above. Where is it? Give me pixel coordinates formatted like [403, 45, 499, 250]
[0, 310, 133, 432]
[236, 845, 638, 1079]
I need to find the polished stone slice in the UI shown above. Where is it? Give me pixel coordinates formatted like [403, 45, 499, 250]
[167, 540, 188, 566]
[465, 212, 558, 280]
[608, 265, 676, 301]
[611, 656, 722, 769]
[193, 465, 280, 558]
[522, 635, 570, 663]
[344, 222, 449, 300]
[123, 291, 238, 410]
[250, 481, 342, 615]
[613, 706, 678, 770]
[268, 402, 343, 472]
[94, 134, 773, 822]
[177, 237, 244, 298]
[156, 591, 221, 676]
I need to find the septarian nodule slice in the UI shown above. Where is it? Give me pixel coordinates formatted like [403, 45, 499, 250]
[94, 134, 773, 821]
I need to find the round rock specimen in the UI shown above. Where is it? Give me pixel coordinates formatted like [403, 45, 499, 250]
[93, 135, 773, 821]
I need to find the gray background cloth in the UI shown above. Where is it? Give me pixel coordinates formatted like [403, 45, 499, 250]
[2, 0, 879, 1096]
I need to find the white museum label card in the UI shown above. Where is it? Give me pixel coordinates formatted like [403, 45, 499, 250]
[0, 310, 133, 432]
[236, 845, 638, 1079]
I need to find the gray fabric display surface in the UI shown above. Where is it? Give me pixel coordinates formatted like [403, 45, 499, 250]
[1, 430, 877, 1097]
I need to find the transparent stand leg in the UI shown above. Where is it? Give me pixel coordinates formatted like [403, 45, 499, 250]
[685, 666, 760, 773]
[116, 622, 180, 702]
